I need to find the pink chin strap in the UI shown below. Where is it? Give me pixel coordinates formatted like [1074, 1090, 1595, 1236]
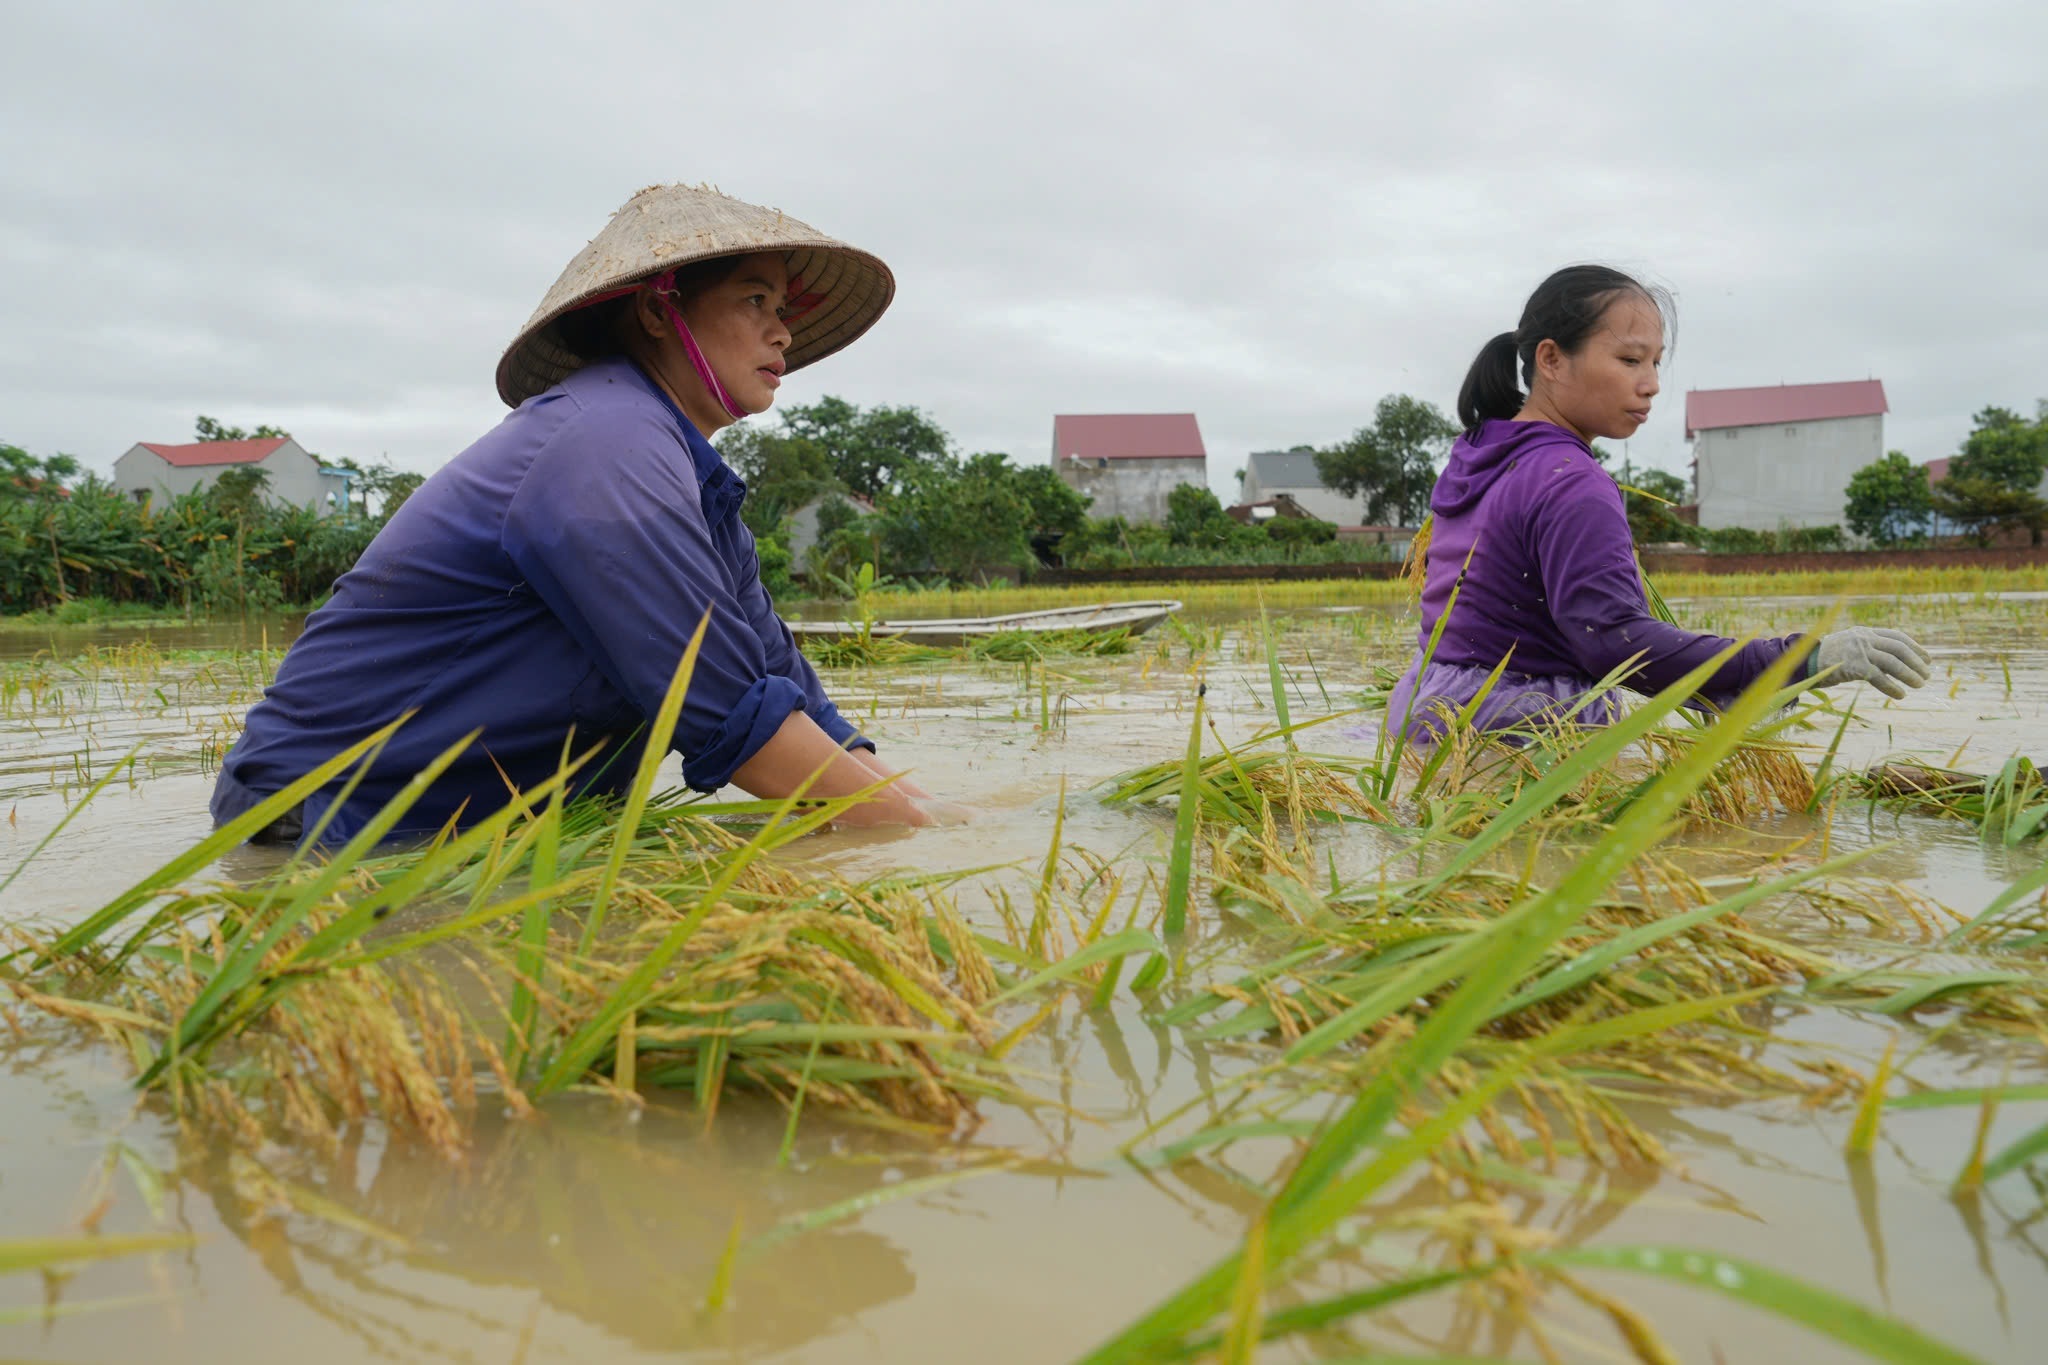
[649, 269, 747, 422]
[572, 266, 830, 424]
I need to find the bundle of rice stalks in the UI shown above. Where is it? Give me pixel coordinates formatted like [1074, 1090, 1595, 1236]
[0, 632, 1018, 1160]
[1083, 645, 1985, 1365]
[1400, 706, 1818, 838]
[1101, 745, 1388, 829]
[6, 842, 1004, 1161]
[510, 864, 1002, 1129]
[966, 627, 1133, 661]
[798, 633, 949, 668]
[1184, 850, 1832, 1130]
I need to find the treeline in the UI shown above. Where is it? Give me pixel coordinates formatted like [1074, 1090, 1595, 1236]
[2, 427, 415, 617]
[1844, 405, 2048, 548]
[18, 394, 2030, 617]
[717, 397, 1383, 595]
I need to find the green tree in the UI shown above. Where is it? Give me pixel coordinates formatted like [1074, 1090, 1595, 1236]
[306, 455, 418, 519]
[1164, 483, 1266, 551]
[1949, 405, 2048, 492]
[209, 466, 272, 519]
[1165, 484, 1225, 544]
[718, 425, 843, 539]
[1314, 395, 1459, 526]
[776, 396, 951, 500]
[876, 453, 1035, 583]
[1938, 405, 2048, 546]
[1613, 466, 1691, 543]
[376, 470, 425, 517]
[1, 442, 81, 498]
[1843, 451, 1933, 546]
[1011, 465, 1090, 545]
[805, 495, 882, 586]
[1931, 475, 2048, 548]
[195, 416, 290, 443]
[1264, 515, 1336, 547]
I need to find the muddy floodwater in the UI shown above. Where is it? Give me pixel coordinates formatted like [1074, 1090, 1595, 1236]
[4, 592, 2047, 1363]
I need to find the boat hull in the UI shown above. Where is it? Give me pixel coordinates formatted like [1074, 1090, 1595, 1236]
[786, 599, 1183, 647]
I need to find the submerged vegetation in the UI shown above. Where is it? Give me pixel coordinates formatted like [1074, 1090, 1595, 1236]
[4, 589, 2048, 1359]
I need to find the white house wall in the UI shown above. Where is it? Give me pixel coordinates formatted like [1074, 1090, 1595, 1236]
[1238, 472, 1367, 525]
[1693, 414, 1883, 531]
[111, 439, 349, 515]
[1057, 457, 1207, 525]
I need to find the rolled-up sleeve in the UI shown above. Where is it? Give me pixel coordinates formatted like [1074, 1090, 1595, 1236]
[728, 520, 874, 754]
[501, 408, 808, 791]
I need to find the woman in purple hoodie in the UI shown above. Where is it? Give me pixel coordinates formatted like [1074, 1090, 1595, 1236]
[1387, 265, 1930, 743]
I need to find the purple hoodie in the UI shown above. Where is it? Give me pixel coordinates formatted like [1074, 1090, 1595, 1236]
[1393, 420, 1797, 729]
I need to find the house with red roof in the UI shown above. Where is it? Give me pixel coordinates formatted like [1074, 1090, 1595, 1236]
[1052, 413, 1207, 525]
[112, 436, 351, 515]
[1685, 380, 1887, 531]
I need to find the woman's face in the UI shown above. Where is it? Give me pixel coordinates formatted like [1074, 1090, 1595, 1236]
[1544, 293, 1665, 442]
[677, 251, 795, 417]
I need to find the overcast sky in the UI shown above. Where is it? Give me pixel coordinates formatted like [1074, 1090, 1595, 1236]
[5, 1, 2043, 505]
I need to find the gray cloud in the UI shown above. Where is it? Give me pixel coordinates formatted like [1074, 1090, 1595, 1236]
[5, 1, 2042, 506]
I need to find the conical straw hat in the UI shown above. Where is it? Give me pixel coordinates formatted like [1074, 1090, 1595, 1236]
[495, 183, 895, 408]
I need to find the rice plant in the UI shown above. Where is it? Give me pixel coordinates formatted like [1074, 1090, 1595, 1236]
[1081, 647, 1991, 1363]
[0, 640, 1135, 1161]
[6, 587, 2045, 1361]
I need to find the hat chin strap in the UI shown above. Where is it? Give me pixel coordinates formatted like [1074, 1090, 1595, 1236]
[649, 270, 747, 422]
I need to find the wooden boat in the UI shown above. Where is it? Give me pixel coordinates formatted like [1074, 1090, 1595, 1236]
[1863, 762, 1988, 800]
[786, 599, 1183, 647]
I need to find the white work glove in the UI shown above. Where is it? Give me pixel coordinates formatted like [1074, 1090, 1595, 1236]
[1807, 627, 1932, 700]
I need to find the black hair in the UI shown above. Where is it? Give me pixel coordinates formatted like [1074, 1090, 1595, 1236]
[1456, 265, 1674, 432]
[552, 255, 748, 363]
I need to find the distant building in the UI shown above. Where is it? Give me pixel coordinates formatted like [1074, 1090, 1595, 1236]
[1052, 413, 1206, 525]
[785, 491, 876, 567]
[1238, 449, 1367, 525]
[1687, 381, 1887, 531]
[112, 436, 352, 515]
[1226, 493, 1322, 525]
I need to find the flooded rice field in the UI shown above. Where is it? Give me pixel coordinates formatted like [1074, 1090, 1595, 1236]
[3, 589, 2046, 1363]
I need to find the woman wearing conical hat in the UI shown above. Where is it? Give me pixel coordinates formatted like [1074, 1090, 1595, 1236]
[213, 184, 952, 843]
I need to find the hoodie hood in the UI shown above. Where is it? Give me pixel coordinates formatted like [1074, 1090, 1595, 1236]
[1431, 419, 1590, 518]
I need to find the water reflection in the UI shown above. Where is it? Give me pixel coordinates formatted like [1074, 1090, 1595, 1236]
[143, 1102, 928, 1360]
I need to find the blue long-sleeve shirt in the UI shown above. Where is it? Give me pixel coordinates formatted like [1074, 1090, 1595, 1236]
[211, 356, 866, 844]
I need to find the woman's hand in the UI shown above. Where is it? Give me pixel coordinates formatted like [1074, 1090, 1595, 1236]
[731, 717, 967, 827]
[1808, 627, 1932, 699]
[732, 713, 928, 826]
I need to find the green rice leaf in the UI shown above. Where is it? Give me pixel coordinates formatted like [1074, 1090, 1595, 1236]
[1162, 683, 1206, 936]
[1541, 1245, 1985, 1365]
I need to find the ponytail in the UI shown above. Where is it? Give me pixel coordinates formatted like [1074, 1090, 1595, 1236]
[1460, 265, 1677, 435]
[1457, 331, 1523, 433]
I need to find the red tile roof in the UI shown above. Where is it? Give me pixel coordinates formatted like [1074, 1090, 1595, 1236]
[1054, 413, 1205, 461]
[137, 436, 292, 468]
[1923, 456, 1950, 484]
[1685, 381, 1887, 439]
